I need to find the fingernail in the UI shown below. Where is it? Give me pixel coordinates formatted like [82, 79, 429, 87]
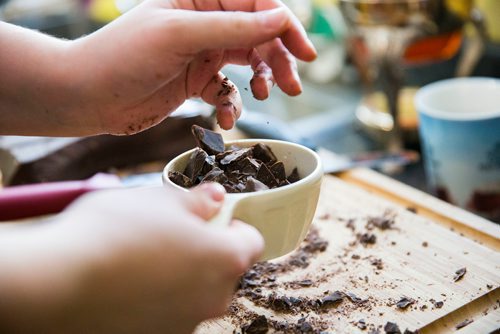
[260, 8, 289, 31]
[197, 182, 226, 201]
[267, 79, 274, 92]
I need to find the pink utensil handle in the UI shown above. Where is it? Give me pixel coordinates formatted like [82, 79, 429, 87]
[0, 173, 122, 221]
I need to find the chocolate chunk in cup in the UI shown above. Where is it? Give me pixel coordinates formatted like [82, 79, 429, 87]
[163, 139, 323, 261]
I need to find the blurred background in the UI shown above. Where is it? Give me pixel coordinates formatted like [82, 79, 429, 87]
[0, 0, 499, 205]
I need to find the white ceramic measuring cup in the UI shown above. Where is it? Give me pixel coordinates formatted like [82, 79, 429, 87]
[163, 139, 323, 261]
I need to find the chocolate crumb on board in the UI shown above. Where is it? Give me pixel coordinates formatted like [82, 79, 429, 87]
[359, 233, 377, 245]
[487, 284, 493, 289]
[406, 206, 417, 213]
[357, 319, 367, 330]
[367, 215, 395, 230]
[403, 330, 419, 334]
[241, 315, 268, 334]
[321, 291, 344, 307]
[422, 241, 428, 247]
[455, 318, 474, 330]
[396, 297, 415, 310]
[453, 267, 467, 282]
[370, 258, 384, 270]
[384, 322, 401, 334]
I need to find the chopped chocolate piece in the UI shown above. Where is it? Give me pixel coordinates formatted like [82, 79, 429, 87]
[168, 171, 193, 188]
[175, 127, 301, 193]
[455, 319, 473, 329]
[357, 319, 367, 330]
[201, 154, 217, 175]
[220, 147, 252, 165]
[287, 167, 300, 183]
[351, 254, 361, 260]
[256, 163, 279, 188]
[252, 143, 277, 164]
[297, 319, 314, 333]
[346, 292, 364, 303]
[384, 322, 402, 334]
[434, 301, 444, 308]
[422, 241, 428, 247]
[321, 291, 344, 306]
[270, 161, 287, 181]
[453, 267, 467, 282]
[191, 125, 224, 155]
[360, 233, 377, 245]
[244, 177, 269, 192]
[268, 293, 293, 312]
[183, 148, 208, 181]
[223, 183, 240, 193]
[242, 315, 269, 334]
[200, 167, 228, 184]
[235, 157, 260, 176]
[396, 297, 415, 309]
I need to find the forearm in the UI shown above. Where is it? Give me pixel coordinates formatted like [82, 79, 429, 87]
[0, 22, 100, 136]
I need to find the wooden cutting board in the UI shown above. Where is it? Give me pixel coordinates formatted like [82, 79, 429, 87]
[196, 170, 500, 334]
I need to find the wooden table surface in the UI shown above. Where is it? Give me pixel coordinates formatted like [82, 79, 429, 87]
[196, 167, 500, 334]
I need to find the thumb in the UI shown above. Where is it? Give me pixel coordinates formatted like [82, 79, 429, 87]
[172, 8, 290, 52]
[225, 220, 265, 267]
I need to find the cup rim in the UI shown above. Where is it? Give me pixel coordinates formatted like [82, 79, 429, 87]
[415, 77, 500, 121]
[163, 138, 323, 196]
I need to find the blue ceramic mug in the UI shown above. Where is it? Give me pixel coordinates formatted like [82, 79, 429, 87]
[415, 77, 500, 222]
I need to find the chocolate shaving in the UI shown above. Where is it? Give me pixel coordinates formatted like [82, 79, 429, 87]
[396, 297, 415, 309]
[453, 267, 467, 282]
[455, 318, 473, 329]
[357, 319, 367, 330]
[345, 292, 364, 304]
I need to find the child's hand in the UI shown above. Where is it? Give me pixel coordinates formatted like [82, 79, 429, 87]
[68, 0, 316, 134]
[0, 183, 263, 333]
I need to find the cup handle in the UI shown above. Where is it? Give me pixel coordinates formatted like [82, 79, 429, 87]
[208, 195, 244, 227]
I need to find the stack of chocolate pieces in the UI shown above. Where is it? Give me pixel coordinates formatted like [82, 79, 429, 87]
[168, 125, 300, 193]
